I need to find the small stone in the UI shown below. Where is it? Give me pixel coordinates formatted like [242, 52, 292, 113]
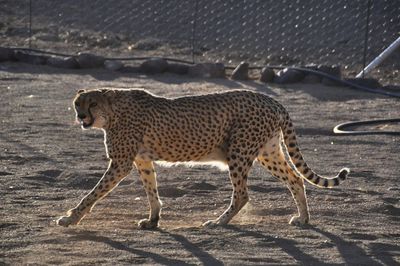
[188, 63, 225, 78]
[260, 67, 275, 83]
[318, 64, 342, 86]
[119, 66, 141, 73]
[104, 60, 123, 71]
[167, 63, 189, 75]
[231, 61, 249, 80]
[14, 51, 48, 65]
[0, 47, 15, 62]
[46, 56, 78, 69]
[75, 52, 105, 68]
[140, 58, 168, 74]
[303, 74, 321, 84]
[274, 68, 305, 84]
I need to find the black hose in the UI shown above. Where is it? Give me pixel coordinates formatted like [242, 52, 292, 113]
[8, 47, 196, 65]
[228, 64, 400, 98]
[10, 47, 72, 57]
[333, 119, 400, 136]
[106, 56, 194, 64]
[267, 66, 400, 99]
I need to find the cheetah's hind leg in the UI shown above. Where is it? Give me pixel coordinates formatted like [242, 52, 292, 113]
[202, 140, 255, 227]
[257, 133, 310, 225]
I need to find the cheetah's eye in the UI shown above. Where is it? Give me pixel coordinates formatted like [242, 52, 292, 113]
[89, 102, 97, 108]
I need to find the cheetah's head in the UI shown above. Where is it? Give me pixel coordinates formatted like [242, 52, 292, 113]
[73, 89, 113, 130]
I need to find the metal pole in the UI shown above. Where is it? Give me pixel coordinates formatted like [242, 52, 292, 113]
[356, 36, 400, 78]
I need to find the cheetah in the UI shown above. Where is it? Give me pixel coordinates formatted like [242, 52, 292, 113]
[57, 88, 349, 228]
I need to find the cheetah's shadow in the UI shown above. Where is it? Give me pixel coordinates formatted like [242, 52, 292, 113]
[224, 224, 383, 265]
[65, 228, 223, 265]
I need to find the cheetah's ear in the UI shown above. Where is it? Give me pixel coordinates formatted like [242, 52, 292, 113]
[77, 89, 85, 94]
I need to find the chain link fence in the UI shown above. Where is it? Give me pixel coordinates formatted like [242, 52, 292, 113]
[1, 0, 399, 84]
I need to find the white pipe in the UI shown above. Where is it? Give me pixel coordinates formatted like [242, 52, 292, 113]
[356, 36, 400, 78]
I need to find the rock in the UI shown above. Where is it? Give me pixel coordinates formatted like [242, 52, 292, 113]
[0, 47, 15, 62]
[317, 64, 342, 86]
[104, 60, 123, 71]
[274, 68, 305, 84]
[303, 74, 322, 83]
[231, 61, 249, 80]
[139, 58, 168, 74]
[119, 66, 141, 73]
[75, 52, 105, 68]
[167, 63, 189, 75]
[14, 51, 48, 65]
[46, 56, 79, 69]
[260, 67, 275, 83]
[344, 78, 382, 89]
[301, 64, 322, 83]
[188, 63, 225, 78]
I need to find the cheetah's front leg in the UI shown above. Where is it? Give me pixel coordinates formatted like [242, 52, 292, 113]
[135, 160, 162, 229]
[57, 159, 133, 227]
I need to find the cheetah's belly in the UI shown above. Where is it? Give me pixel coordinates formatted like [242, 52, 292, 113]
[135, 145, 228, 171]
[136, 143, 227, 163]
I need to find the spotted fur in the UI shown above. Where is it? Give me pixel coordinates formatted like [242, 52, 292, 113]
[56, 88, 349, 228]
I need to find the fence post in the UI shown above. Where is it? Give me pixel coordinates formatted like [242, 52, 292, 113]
[191, 0, 199, 64]
[361, 0, 372, 78]
[28, 0, 32, 48]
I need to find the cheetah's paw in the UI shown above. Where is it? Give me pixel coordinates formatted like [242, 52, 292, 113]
[202, 219, 221, 228]
[138, 219, 159, 229]
[56, 215, 80, 227]
[289, 215, 309, 226]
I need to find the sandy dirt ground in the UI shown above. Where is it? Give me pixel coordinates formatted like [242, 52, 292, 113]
[1, 62, 399, 265]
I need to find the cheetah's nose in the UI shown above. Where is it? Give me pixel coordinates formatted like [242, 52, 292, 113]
[78, 114, 87, 120]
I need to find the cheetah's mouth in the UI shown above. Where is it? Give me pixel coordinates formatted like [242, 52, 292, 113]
[78, 107, 95, 129]
[81, 119, 94, 128]
[78, 115, 94, 129]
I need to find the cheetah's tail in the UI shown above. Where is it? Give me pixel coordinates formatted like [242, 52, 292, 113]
[281, 116, 349, 188]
